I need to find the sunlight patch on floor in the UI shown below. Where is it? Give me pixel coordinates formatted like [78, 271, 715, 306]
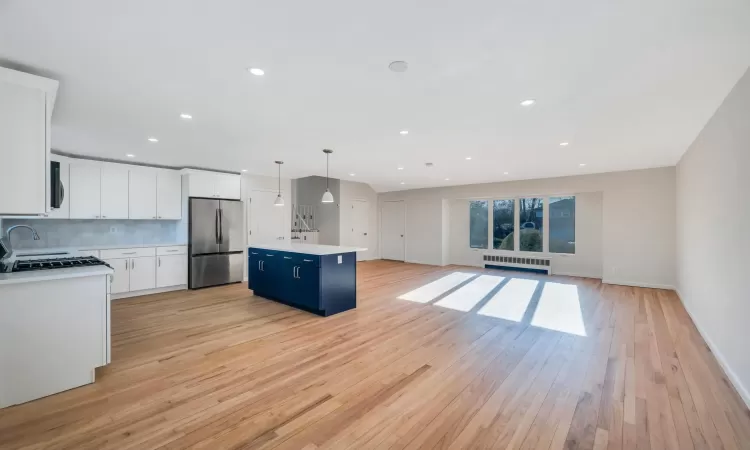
[531, 282, 586, 336]
[434, 275, 504, 312]
[397, 272, 476, 303]
[477, 278, 538, 321]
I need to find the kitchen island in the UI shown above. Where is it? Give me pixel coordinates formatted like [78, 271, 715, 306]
[248, 243, 366, 316]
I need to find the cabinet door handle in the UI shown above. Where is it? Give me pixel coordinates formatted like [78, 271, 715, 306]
[131, 259, 135, 269]
[303, 259, 313, 262]
[283, 256, 292, 259]
[158, 257, 161, 267]
[122, 252, 136, 255]
[125, 260, 128, 271]
[266, 254, 274, 257]
[251, 252, 258, 255]
[101, 216, 107, 219]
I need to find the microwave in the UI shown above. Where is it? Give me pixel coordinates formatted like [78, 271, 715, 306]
[50, 161, 64, 210]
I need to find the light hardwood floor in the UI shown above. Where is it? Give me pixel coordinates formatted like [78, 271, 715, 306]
[1, 260, 749, 449]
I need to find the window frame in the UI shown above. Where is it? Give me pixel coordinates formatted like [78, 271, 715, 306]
[469, 194, 577, 256]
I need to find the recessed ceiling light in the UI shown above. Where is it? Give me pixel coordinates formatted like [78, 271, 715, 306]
[241, 169, 247, 172]
[520, 99, 536, 106]
[126, 154, 135, 158]
[400, 130, 409, 135]
[248, 67, 264, 76]
[397, 167, 404, 170]
[579, 163, 586, 167]
[180, 113, 192, 120]
[559, 142, 569, 146]
[147, 137, 158, 142]
[465, 157, 472, 160]
[349, 173, 356, 176]
[400, 182, 405, 185]
[389, 61, 409, 73]
[444, 178, 450, 181]
[504, 172, 509, 175]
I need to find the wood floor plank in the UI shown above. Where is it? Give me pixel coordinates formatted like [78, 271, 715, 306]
[0, 261, 748, 450]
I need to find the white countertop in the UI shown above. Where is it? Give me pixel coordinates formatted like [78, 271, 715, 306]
[0, 265, 114, 286]
[249, 243, 367, 256]
[9, 243, 187, 258]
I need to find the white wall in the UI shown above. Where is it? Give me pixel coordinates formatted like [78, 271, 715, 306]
[676, 68, 750, 406]
[379, 166, 676, 288]
[294, 176, 340, 245]
[241, 173, 292, 280]
[339, 180, 379, 260]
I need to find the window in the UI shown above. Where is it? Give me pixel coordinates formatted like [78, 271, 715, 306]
[519, 198, 543, 252]
[492, 199, 514, 250]
[549, 196, 575, 253]
[469, 200, 488, 248]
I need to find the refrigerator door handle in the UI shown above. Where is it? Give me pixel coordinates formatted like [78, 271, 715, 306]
[219, 208, 223, 243]
[215, 209, 220, 244]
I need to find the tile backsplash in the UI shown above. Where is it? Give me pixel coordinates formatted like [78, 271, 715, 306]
[1, 219, 183, 249]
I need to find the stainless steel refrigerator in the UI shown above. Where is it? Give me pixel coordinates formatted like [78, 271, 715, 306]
[188, 198, 244, 289]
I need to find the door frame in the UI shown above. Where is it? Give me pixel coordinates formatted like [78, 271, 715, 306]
[245, 188, 287, 281]
[379, 200, 406, 262]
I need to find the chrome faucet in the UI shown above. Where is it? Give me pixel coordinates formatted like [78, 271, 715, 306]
[0, 225, 41, 259]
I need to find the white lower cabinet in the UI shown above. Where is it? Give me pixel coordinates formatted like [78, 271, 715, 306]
[102, 246, 186, 296]
[105, 258, 131, 294]
[129, 256, 156, 291]
[157, 254, 187, 288]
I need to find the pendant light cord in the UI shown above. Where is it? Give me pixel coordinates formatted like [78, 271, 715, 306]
[278, 163, 281, 195]
[326, 153, 329, 190]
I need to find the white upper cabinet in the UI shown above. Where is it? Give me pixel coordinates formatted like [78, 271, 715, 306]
[101, 165, 130, 220]
[128, 168, 157, 220]
[186, 172, 217, 198]
[215, 174, 242, 200]
[186, 171, 241, 200]
[69, 163, 102, 219]
[156, 170, 182, 220]
[0, 67, 57, 215]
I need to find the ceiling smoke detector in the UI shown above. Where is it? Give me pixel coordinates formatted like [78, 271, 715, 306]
[425, 162, 434, 167]
[389, 61, 408, 73]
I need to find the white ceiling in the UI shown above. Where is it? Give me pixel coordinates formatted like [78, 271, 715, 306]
[1, 0, 749, 192]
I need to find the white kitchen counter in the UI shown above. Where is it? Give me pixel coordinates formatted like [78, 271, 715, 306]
[248, 242, 367, 255]
[0, 265, 113, 286]
[10, 242, 187, 257]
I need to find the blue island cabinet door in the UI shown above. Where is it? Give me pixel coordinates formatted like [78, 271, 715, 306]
[260, 252, 281, 299]
[249, 250, 263, 293]
[296, 258, 321, 311]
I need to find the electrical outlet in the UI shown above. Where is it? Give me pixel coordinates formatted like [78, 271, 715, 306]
[109, 226, 118, 233]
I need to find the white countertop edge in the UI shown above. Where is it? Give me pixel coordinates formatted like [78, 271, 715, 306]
[0, 266, 114, 285]
[248, 243, 367, 256]
[9, 243, 188, 257]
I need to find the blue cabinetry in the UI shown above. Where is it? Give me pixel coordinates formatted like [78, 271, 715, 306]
[248, 247, 356, 316]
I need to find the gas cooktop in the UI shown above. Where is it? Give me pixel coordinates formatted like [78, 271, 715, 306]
[7, 256, 109, 273]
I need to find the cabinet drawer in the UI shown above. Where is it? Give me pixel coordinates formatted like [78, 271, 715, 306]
[157, 245, 187, 256]
[292, 254, 320, 267]
[100, 247, 156, 259]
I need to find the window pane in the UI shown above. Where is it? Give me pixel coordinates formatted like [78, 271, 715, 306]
[492, 199, 515, 250]
[549, 196, 575, 254]
[469, 200, 488, 248]
[519, 198, 544, 252]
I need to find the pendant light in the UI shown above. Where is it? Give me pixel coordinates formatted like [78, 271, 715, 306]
[321, 149, 334, 203]
[273, 161, 284, 206]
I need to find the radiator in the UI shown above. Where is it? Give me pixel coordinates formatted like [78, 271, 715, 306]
[483, 254, 551, 275]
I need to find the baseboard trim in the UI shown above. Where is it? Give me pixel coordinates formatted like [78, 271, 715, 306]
[112, 285, 186, 300]
[602, 279, 675, 290]
[551, 271, 603, 279]
[675, 289, 750, 409]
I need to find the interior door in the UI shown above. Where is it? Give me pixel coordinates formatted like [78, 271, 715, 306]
[219, 200, 244, 253]
[189, 198, 220, 255]
[351, 200, 369, 260]
[381, 201, 405, 261]
[248, 191, 286, 245]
